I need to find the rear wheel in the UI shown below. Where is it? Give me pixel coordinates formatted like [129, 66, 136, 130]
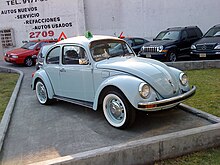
[102, 90, 136, 129]
[24, 57, 33, 67]
[35, 80, 52, 105]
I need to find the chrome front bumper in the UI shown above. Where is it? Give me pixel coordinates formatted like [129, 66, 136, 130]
[138, 86, 196, 110]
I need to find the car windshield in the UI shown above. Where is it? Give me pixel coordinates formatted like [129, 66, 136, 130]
[21, 41, 38, 50]
[155, 31, 180, 40]
[204, 27, 220, 37]
[90, 39, 134, 62]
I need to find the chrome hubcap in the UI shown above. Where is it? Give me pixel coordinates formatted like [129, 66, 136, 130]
[109, 99, 124, 120]
[26, 58, 33, 66]
[170, 53, 176, 62]
[103, 93, 126, 127]
[36, 82, 47, 103]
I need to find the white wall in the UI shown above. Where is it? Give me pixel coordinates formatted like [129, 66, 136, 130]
[1, 0, 220, 53]
[84, 0, 220, 40]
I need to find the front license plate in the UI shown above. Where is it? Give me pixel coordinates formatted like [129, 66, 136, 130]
[6, 57, 10, 61]
[199, 53, 206, 57]
[146, 54, 151, 58]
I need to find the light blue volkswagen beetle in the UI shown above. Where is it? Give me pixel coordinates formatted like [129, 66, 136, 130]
[31, 33, 196, 129]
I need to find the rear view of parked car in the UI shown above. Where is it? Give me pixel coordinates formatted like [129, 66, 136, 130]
[36, 44, 54, 70]
[4, 39, 57, 67]
[139, 26, 203, 62]
[191, 24, 220, 60]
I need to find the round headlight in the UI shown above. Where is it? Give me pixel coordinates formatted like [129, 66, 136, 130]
[158, 45, 163, 52]
[191, 45, 196, 50]
[179, 73, 188, 85]
[139, 83, 150, 99]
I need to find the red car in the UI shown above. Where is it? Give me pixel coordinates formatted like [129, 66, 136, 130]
[4, 39, 57, 67]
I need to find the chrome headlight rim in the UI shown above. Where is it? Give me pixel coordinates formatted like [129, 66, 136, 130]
[139, 83, 150, 99]
[179, 73, 188, 86]
[191, 44, 196, 50]
[214, 44, 220, 50]
[158, 45, 164, 52]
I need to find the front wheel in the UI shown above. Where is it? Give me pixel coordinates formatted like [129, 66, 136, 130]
[168, 51, 177, 62]
[102, 91, 136, 129]
[35, 80, 52, 105]
[24, 57, 33, 67]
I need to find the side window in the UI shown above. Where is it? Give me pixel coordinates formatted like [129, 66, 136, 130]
[62, 45, 88, 65]
[186, 29, 197, 39]
[181, 30, 188, 40]
[46, 46, 60, 64]
[134, 38, 145, 46]
[195, 28, 203, 38]
[126, 39, 133, 46]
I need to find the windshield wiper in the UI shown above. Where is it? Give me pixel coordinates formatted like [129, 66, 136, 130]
[162, 38, 171, 40]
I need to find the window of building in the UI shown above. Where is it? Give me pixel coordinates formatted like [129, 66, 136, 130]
[0, 28, 15, 48]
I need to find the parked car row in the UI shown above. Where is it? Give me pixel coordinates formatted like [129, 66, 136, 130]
[3, 24, 220, 67]
[138, 24, 220, 61]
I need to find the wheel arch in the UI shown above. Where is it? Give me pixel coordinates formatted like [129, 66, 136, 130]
[92, 75, 144, 110]
[32, 70, 55, 99]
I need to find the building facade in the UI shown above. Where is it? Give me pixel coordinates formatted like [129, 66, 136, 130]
[0, 0, 220, 58]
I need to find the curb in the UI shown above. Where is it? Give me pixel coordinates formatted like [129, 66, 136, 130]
[0, 66, 24, 152]
[165, 60, 220, 71]
[30, 123, 220, 165]
[179, 103, 220, 123]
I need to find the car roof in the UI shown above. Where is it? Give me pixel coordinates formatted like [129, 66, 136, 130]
[55, 35, 123, 47]
[41, 44, 54, 49]
[213, 24, 220, 28]
[166, 26, 199, 31]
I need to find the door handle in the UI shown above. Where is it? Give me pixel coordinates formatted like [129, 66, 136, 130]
[59, 68, 66, 72]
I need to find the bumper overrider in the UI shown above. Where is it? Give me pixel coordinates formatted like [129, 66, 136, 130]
[138, 86, 196, 110]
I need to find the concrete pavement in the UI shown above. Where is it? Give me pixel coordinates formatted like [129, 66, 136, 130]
[0, 60, 219, 165]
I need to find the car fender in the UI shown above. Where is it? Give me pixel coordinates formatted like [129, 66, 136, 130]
[32, 69, 55, 99]
[166, 45, 178, 52]
[93, 75, 144, 110]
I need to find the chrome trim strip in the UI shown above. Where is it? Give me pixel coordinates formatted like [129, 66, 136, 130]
[53, 96, 93, 109]
[138, 86, 196, 109]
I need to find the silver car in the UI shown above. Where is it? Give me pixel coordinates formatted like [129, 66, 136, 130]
[31, 34, 196, 129]
[36, 44, 54, 70]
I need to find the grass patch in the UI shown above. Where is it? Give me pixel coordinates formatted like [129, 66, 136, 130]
[0, 73, 19, 120]
[157, 68, 220, 165]
[184, 69, 220, 117]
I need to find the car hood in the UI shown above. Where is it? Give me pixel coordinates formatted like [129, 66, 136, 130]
[194, 37, 220, 45]
[6, 48, 34, 56]
[96, 56, 180, 98]
[143, 40, 176, 47]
